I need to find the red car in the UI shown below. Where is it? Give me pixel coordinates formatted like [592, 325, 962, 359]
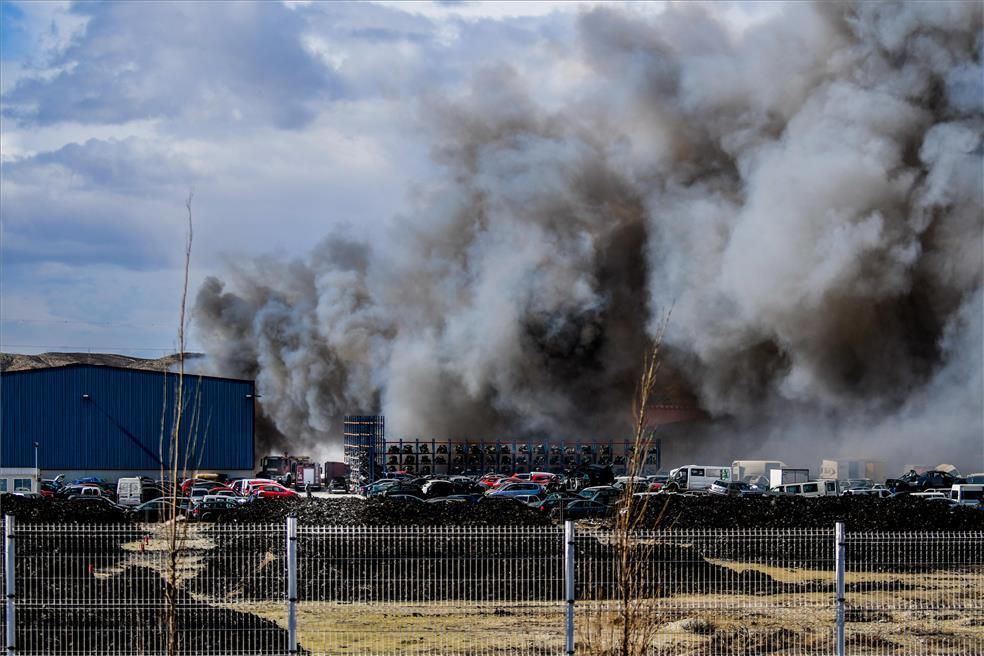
[250, 483, 299, 499]
[478, 474, 506, 489]
[181, 478, 223, 496]
[491, 476, 524, 490]
[530, 472, 558, 486]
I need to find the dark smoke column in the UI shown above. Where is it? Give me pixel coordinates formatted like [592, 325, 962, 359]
[194, 1, 983, 471]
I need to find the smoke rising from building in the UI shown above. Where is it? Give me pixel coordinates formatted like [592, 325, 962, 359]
[193, 1, 983, 470]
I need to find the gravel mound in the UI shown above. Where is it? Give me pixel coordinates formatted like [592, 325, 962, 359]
[216, 496, 553, 526]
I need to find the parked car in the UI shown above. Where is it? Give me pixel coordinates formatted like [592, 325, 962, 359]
[116, 477, 144, 507]
[132, 498, 191, 522]
[577, 486, 622, 506]
[550, 499, 611, 521]
[772, 480, 839, 497]
[886, 470, 964, 494]
[664, 465, 732, 492]
[363, 479, 400, 496]
[478, 474, 507, 489]
[65, 496, 128, 512]
[708, 480, 766, 497]
[382, 483, 425, 498]
[232, 478, 278, 496]
[532, 493, 576, 514]
[58, 484, 105, 499]
[387, 494, 425, 503]
[949, 484, 983, 506]
[842, 487, 892, 498]
[647, 474, 669, 492]
[40, 481, 60, 498]
[613, 478, 651, 494]
[489, 482, 546, 498]
[190, 496, 243, 521]
[250, 483, 299, 500]
[205, 488, 246, 502]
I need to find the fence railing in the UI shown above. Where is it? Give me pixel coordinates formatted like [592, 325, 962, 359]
[1, 515, 981, 655]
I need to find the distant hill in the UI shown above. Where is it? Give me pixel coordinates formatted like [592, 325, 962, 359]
[0, 352, 204, 373]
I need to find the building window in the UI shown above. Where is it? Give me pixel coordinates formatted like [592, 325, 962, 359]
[0, 480, 7, 492]
[14, 479, 32, 491]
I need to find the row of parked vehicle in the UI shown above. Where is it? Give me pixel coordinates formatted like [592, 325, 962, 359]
[358, 463, 984, 520]
[661, 464, 984, 507]
[29, 474, 308, 522]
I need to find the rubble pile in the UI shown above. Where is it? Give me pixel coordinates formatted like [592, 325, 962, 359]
[636, 495, 984, 531]
[0, 494, 130, 523]
[216, 496, 553, 527]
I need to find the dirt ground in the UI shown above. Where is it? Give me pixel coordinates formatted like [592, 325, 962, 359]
[83, 524, 984, 655]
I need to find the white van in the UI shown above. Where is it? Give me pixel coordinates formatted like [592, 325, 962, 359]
[666, 465, 732, 492]
[949, 484, 983, 506]
[116, 477, 143, 507]
[774, 480, 839, 497]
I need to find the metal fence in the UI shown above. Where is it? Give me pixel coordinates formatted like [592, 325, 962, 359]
[1, 515, 981, 655]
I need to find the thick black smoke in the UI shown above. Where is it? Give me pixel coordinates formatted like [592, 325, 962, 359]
[194, 1, 983, 471]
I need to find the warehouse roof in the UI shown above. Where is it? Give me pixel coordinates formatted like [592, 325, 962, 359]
[0, 362, 252, 385]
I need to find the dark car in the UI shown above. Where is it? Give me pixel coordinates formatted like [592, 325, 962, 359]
[190, 496, 242, 522]
[886, 470, 964, 493]
[708, 480, 766, 497]
[132, 498, 191, 522]
[65, 496, 129, 512]
[382, 483, 425, 498]
[533, 493, 576, 514]
[577, 486, 622, 506]
[550, 499, 611, 521]
[387, 494, 425, 503]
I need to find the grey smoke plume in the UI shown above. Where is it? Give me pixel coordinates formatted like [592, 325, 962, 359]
[194, 1, 983, 471]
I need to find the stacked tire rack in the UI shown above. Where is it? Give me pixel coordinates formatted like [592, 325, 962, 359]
[342, 415, 386, 492]
[377, 438, 661, 477]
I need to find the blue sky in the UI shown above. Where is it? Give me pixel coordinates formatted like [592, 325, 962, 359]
[0, 0, 771, 357]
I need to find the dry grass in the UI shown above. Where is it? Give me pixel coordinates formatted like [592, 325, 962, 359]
[216, 582, 982, 655]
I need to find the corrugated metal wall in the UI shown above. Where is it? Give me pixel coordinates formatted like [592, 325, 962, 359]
[0, 365, 254, 470]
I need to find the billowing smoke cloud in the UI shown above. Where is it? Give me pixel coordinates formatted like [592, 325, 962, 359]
[194, 1, 983, 472]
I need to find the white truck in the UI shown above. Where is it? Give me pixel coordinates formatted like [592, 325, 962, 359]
[666, 465, 732, 492]
[732, 460, 786, 487]
[769, 468, 810, 489]
[820, 459, 886, 485]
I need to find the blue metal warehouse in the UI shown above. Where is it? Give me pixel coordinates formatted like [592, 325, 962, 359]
[0, 364, 254, 476]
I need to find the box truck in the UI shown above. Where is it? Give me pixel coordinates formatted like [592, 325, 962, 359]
[769, 468, 810, 489]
